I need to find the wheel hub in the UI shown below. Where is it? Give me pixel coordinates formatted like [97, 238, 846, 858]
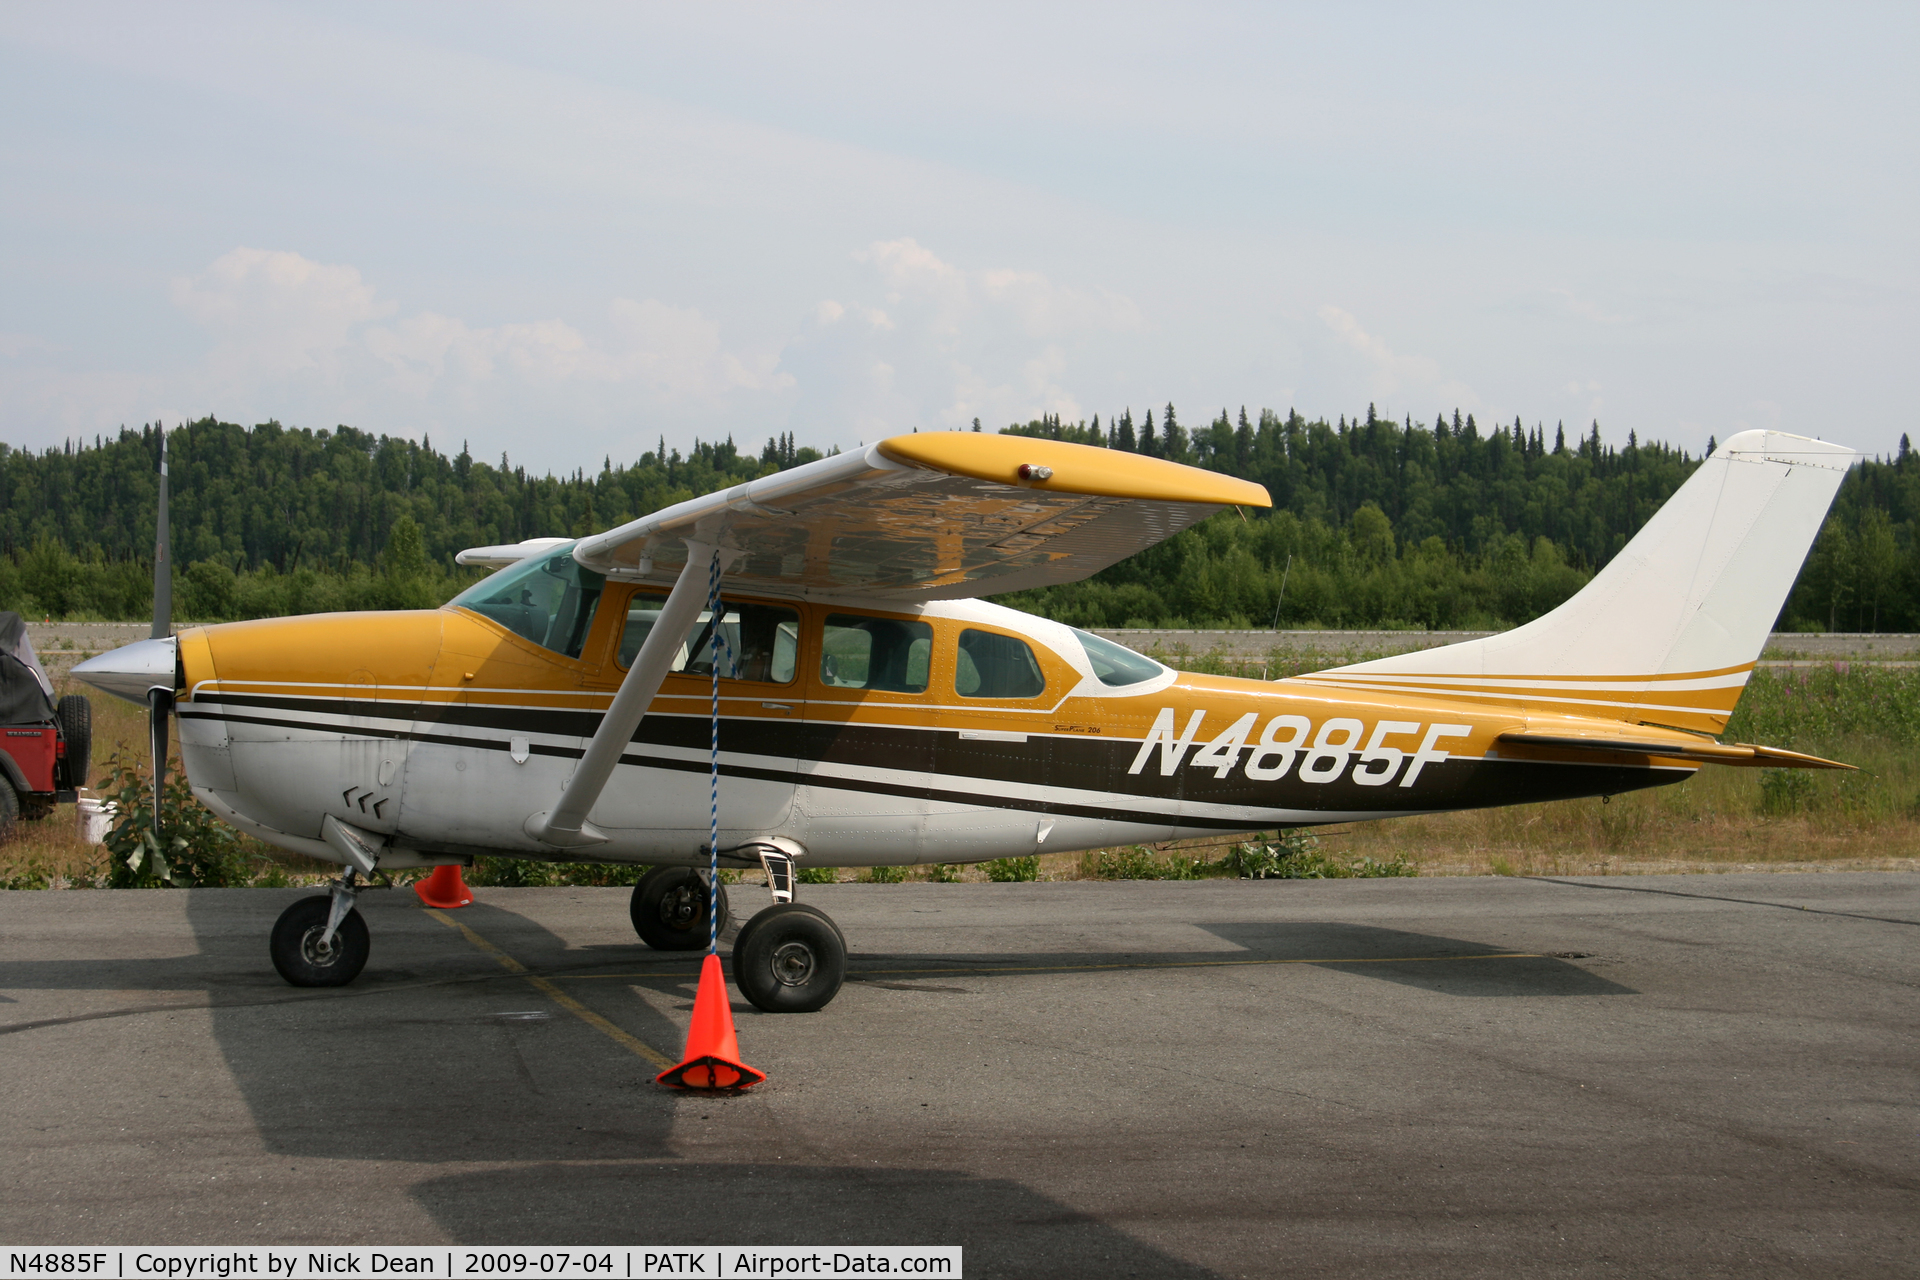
[660, 884, 702, 931]
[299, 926, 341, 967]
[770, 940, 816, 986]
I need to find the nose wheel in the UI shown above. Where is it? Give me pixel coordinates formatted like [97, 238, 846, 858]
[270, 883, 370, 987]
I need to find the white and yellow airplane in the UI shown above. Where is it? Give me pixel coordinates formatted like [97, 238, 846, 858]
[74, 429, 1853, 1013]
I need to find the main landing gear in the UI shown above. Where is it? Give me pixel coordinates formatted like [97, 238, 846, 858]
[628, 854, 846, 1013]
[270, 869, 371, 987]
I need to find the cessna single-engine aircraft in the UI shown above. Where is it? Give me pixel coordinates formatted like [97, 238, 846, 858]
[74, 429, 1853, 1013]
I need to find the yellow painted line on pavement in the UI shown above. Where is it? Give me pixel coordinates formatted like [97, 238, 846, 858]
[427, 910, 676, 1069]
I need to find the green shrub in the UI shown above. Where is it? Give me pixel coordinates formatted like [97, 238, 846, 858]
[1728, 666, 1920, 751]
[926, 863, 963, 883]
[863, 864, 907, 883]
[465, 858, 654, 887]
[797, 865, 840, 884]
[985, 855, 1040, 882]
[1219, 831, 1413, 879]
[1080, 846, 1205, 880]
[465, 857, 557, 887]
[0, 861, 56, 890]
[98, 754, 269, 887]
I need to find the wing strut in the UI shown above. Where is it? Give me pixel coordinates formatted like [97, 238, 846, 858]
[525, 536, 739, 847]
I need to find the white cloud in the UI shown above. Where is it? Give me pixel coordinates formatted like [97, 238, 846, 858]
[1547, 287, 1631, 325]
[172, 248, 394, 383]
[788, 239, 1139, 433]
[1318, 305, 1476, 409]
[152, 248, 796, 443]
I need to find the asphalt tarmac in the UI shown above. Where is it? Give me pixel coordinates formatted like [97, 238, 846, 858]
[2, 874, 1915, 1278]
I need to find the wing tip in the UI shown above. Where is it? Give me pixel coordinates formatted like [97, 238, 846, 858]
[877, 431, 1271, 508]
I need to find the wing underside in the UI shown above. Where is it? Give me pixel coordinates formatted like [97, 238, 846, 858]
[571, 432, 1270, 601]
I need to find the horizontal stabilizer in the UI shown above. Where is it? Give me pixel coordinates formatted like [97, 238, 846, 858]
[1496, 730, 1852, 770]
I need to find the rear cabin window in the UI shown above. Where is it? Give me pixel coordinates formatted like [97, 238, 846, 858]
[450, 547, 604, 660]
[820, 614, 932, 693]
[955, 629, 1046, 699]
[619, 592, 799, 683]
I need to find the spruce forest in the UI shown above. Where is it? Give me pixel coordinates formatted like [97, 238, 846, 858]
[2, 407, 1914, 633]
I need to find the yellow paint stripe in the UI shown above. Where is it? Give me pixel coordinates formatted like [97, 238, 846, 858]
[554, 951, 1543, 981]
[427, 910, 677, 1069]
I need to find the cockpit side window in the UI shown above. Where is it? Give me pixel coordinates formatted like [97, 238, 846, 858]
[449, 546, 604, 659]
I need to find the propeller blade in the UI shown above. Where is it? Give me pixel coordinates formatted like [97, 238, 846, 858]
[151, 428, 171, 640]
[148, 428, 173, 837]
[149, 688, 171, 836]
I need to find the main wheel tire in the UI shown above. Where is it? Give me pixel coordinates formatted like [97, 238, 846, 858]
[270, 895, 370, 987]
[733, 903, 847, 1013]
[730, 894, 846, 963]
[55, 694, 92, 789]
[631, 866, 730, 950]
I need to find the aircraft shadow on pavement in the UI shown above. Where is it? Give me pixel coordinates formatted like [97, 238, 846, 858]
[1198, 921, 1636, 997]
[410, 1160, 1225, 1278]
[167, 890, 695, 1168]
[836, 921, 1636, 999]
[161, 893, 1220, 1271]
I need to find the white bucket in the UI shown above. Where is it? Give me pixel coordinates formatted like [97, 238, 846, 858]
[76, 796, 115, 845]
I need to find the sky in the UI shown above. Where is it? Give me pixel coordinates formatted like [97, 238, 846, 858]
[3, 2, 1916, 471]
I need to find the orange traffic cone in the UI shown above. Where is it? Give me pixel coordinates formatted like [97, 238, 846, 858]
[414, 863, 474, 909]
[656, 953, 766, 1092]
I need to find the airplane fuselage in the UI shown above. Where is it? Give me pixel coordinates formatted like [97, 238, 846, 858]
[173, 592, 1703, 872]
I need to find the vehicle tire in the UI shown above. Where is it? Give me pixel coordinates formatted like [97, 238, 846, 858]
[631, 866, 730, 950]
[55, 695, 92, 789]
[269, 895, 371, 987]
[0, 781, 17, 839]
[732, 903, 847, 1013]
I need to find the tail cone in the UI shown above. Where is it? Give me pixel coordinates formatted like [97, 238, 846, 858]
[657, 953, 766, 1092]
[414, 864, 474, 909]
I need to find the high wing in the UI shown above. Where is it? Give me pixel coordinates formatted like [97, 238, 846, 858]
[570, 432, 1271, 600]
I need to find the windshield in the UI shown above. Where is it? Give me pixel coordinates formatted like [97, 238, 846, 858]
[1073, 628, 1167, 687]
[449, 544, 605, 659]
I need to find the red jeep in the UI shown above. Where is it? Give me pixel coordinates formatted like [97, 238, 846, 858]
[0, 612, 91, 833]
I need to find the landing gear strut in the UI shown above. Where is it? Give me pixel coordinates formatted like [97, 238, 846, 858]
[730, 846, 846, 1014]
[270, 870, 370, 987]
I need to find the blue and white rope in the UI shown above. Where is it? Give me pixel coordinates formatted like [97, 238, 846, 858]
[707, 548, 723, 955]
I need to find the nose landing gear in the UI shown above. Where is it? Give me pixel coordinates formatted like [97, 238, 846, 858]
[270, 870, 370, 987]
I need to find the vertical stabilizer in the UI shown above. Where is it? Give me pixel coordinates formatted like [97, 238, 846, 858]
[1298, 430, 1854, 733]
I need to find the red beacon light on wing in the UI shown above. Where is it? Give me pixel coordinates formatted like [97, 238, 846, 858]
[1018, 463, 1053, 481]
